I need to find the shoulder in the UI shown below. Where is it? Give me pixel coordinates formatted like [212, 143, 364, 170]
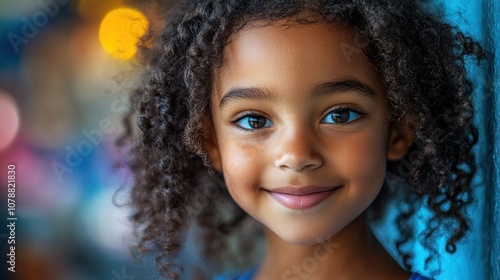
[408, 272, 431, 280]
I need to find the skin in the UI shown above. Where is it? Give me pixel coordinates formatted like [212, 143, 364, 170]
[205, 20, 414, 279]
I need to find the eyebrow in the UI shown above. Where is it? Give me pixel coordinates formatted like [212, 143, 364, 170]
[310, 79, 376, 99]
[218, 79, 376, 108]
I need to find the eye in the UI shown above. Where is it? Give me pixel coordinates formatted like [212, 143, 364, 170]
[235, 115, 273, 130]
[321, 108, 364, 124]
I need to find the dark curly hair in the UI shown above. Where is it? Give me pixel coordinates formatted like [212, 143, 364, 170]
[117, 0, 485, 279]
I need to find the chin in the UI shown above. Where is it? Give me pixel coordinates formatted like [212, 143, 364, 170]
[272, 225, 340, 246]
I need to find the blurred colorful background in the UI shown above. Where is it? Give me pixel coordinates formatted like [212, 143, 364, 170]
[0, 0, 498, 280]
[0, 0, 161, 279]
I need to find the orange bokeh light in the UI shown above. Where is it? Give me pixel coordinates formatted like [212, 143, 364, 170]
[99, 7, 148, 60]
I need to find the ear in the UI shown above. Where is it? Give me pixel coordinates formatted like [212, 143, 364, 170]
[203, 116, 223, 172]
[387, 116, 414, 161]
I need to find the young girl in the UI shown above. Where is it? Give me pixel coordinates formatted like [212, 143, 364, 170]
[119, 0, 484, 279]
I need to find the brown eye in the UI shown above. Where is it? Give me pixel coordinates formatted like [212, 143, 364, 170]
[321, 108, 363, 124]
[248, 116, 266, 128]
[331, 110, 350, 123]
[235, 115, 273, 130]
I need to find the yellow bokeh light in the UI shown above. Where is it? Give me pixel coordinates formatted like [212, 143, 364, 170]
[99, 7, 148, 60]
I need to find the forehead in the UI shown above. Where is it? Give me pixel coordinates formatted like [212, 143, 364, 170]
[213, 20, 383, 99]
[226, 21, 356, 62]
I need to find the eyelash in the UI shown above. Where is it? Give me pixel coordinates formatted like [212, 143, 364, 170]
[231, 111, 272, 132]
[231, 106, 367, 132]
[321, 105, 367, 126]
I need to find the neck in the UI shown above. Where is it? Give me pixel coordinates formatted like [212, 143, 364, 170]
[255, 211, 409, 280]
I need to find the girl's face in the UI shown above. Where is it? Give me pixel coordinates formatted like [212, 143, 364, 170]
[205, 21, 412, 245]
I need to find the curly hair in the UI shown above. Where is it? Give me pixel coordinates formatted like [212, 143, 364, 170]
[117, 0, 485, 279]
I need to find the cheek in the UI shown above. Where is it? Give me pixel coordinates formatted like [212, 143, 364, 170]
[336, 129, 388, 189]
[221, 141, 260, 174]
[219, 141, 263, 202]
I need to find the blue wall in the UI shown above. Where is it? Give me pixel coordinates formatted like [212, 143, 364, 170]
[431, 0, 498, 279]
[483, 0, 500, 278]
[372, 1, 499, 279]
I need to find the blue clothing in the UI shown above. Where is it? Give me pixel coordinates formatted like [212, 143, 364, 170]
[213, 268, 256, 280]
[409, 272, 430, 280]
[214, 267, 430, 280]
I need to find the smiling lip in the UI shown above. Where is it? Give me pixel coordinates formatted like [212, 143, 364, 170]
[266, 186, 340, 210]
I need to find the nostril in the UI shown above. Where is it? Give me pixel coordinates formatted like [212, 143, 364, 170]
[272, 131, 323, 171]
[275, 153, 323, 172]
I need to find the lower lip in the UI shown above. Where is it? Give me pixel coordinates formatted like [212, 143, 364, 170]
[267, 189, 339, 210]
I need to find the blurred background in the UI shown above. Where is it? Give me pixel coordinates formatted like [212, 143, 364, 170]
[0, 0, 160, 279]
[0, 0, 498, 280]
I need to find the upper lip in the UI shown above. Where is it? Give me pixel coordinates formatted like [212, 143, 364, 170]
[266, 186, 340, 195]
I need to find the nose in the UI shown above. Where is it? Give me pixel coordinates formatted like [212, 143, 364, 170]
[273, 127, 323, 172]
